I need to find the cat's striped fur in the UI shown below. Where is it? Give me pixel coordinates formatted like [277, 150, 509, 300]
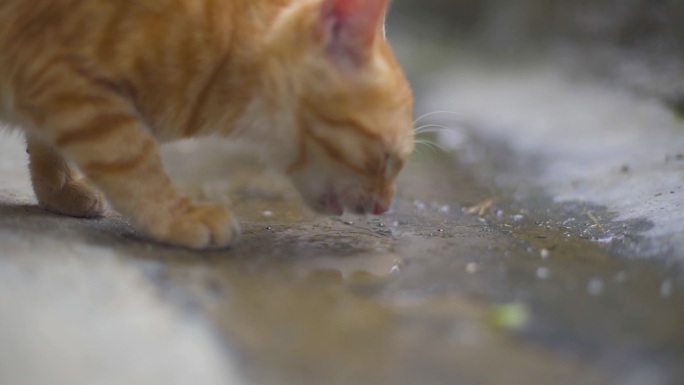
[0, 0, 414, 249]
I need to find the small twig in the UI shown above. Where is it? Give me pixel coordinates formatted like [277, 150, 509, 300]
[586, 210, 606, 232]
[465, 197, 498, 217]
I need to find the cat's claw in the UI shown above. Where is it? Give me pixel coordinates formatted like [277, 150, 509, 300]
[150, 203, 240, 250]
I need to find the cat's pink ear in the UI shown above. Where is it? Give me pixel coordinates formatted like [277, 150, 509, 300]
[318, 0, 388, 67]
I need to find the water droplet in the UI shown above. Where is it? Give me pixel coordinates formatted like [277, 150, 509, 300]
[413, 200, 426, 210]
[263, 210, 273, 217]
[536, 267, 551, 280]
[512, 214, 524, 222]
[661, 280, 673, 298]
[587, 278, 604, 296]
[390, 265, 401, 274]
[594, 236, 614, 244]
[615, 271, 627, 283]
[466, 262, 478, 274]
[540, 249, 550, 259]
[439, 205, 450, 214]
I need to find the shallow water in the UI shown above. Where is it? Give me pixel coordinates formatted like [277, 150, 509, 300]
[1, 129, 682, 384]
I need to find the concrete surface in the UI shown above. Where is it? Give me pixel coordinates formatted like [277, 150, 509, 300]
[424, 58, 684, 258]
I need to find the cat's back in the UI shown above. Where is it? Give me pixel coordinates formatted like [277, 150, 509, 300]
[0, 0, 294, 87]
[0, 0, 241, 123]
[0, 0, 221, 55]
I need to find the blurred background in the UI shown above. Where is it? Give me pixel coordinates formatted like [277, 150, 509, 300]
[389, 0, 684, 109]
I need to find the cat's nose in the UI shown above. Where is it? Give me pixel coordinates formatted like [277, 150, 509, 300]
[372, 185, 394, 215]
[372, 201, 389, 215]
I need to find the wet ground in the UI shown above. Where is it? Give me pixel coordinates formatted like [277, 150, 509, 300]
[2, 41, 684, 385]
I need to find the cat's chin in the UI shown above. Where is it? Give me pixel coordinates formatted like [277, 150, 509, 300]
[315, 192, 344, 216]
[310, 191, 384, 216]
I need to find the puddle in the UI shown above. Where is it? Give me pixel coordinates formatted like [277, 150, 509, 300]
[114, 149, 684, 383]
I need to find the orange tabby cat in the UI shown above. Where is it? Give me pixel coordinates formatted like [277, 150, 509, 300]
[0, 0, 414, 249]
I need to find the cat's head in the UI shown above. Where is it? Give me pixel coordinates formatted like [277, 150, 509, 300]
[264, 0, 414, 215]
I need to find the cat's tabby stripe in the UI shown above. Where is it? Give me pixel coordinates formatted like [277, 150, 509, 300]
[302, 120, 378, 175]
[94, 5, 130, 63]
[183, 53, 232, 138]
[55, 113, 137, 147]
[48, 93, 114, 113]
[21, 59, 66, 97]
[83, 139, 154, 175]
[301, 99, 381, 139]
[68, 62, 131, 98]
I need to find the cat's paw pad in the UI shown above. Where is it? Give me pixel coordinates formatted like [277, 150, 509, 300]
[42, 179, 106, 218]
[159, 203, 240, 249]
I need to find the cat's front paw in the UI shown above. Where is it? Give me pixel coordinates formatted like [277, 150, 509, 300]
[150, 202, 241, 250]
[39, 179, 106, 219]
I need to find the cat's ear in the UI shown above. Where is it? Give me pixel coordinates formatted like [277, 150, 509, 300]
[317, 0, 388, 68]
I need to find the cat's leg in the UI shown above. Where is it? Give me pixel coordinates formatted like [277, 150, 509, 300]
[21, 79, 239, 249]
[27, 135, 105, 218]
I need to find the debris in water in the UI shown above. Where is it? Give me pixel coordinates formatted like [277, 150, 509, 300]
[465, 197, 497, 216]
[488, 303, 530, 331]
[660, 280, 673, 298]
[615, 271, 628, 283]
[587, 278, 604, 296]
[586, 210, 606, 232]
[536, 267, 551, 280]
[562, 218, 576, 226]
[594, 236, 614, 244]
[466, 262, 479, 274]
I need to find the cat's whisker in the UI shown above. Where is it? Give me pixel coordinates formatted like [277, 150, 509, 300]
[413, 121, 460, 155]
[412, 145, 431, 156]
[416, 140, 445, 151]
[414, 124, 450, 135]
[416, 129, 451, 136]
[414, 139, 444, 154]
[413, 110, 466, 125]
